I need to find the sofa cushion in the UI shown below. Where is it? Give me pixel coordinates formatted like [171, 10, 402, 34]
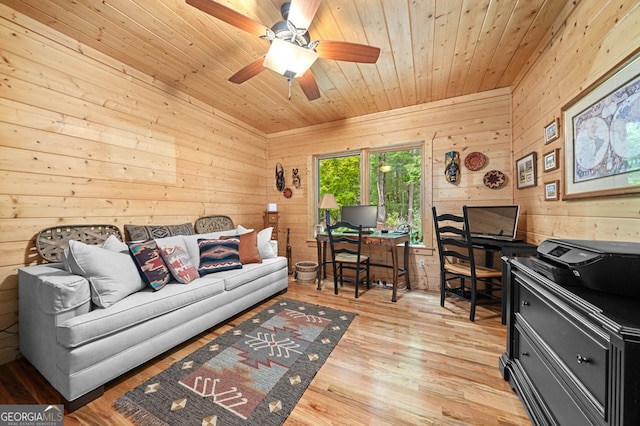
[66, 240, 145, 308]
[128, 240, 171, 291]
[221, 230, 261, 265]
[219, 257, 287, 291]
[159, 245, 198, 283]
[56, 277, 225, 348]
[124, 223, 194, 241]
[197, 238, 243, 276]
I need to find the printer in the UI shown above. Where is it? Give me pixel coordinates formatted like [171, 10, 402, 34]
[531, 238, 640, 298]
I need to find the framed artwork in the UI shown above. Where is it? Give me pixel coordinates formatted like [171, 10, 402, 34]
[544, 180, 560, 201]
[544, 118, 559, 144]
[543, 148, 560, 172]
[562, 50, 640, 199]
[516, 152, 537, 189]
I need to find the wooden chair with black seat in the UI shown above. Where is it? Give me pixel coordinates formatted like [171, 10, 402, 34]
[326, 216, 371, 298]
[432, 206, 503, 321]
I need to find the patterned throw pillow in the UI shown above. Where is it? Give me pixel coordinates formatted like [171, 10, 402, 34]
[159, 245, 199, 284]
[124, 223, 195, 241]
[221, 230, 262, 264]
[197, 238, 243, 276]
[128, 240, 171, 291]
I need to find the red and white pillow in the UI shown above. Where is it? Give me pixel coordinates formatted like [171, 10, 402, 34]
[159, 245, 199, 283]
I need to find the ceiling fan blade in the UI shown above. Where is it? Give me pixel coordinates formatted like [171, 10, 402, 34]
[228, 56, 266, 84]
[186, 0, 267, 37]
[316, 40, 381, 63]
[287, 0, 321, 30]
[297, 70, 321, 101]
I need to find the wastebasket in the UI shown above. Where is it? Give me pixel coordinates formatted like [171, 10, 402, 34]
[295, 261, 318, 284]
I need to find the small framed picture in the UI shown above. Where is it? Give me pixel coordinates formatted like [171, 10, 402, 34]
[516, 152, 537, 189]
[544, 180, 560, 201]
[543, 148, 560, 172]
[544, 118, 559, 144]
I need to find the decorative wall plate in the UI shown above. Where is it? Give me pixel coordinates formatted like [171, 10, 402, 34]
[483, 170, 506, 189]
[464, 152, 487, 171]
[283, 187, 292, 198]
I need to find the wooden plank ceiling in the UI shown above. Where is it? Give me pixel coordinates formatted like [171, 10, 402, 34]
[3, 0, 574, 134]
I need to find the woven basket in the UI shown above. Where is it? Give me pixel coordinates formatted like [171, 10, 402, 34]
[295, 261, 318, 284]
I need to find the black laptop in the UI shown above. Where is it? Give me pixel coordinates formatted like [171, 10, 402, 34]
[466, 205, 522, 242]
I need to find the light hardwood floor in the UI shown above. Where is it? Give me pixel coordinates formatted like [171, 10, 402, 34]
[0, 278, 530, 425]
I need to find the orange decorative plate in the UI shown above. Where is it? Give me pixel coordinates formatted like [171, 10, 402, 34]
[483, 170, 506, 189]
[464, 152, 487, 171]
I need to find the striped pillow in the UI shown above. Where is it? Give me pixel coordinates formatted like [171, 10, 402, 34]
[197, 238, 242, 276]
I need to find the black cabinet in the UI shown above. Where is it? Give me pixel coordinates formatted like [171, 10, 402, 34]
[500, 257, 640, 426]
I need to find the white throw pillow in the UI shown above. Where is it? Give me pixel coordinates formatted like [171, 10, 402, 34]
[66, 240, 145, 308]
[101, 234, 129, 253]
[257, 227, 277, 259]
[155, 235, 188, 252]
[236, 225, 255, 235]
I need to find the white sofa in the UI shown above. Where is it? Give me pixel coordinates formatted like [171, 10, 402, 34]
[18, 221, 288, 410]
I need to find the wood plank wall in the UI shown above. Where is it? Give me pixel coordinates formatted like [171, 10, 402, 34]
[0, 5, 269, 365]
[1, 0, 638, 367]
[267, 88, 513, 293]
[511, 1, 640, 243]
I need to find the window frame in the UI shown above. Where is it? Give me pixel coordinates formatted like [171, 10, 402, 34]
[314, 142, 427, 246]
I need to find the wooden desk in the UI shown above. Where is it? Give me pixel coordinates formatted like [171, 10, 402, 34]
[469, 237, 538, 324]
[315, 232, 410, 302]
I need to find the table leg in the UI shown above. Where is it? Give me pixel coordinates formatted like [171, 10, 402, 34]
[404, 241, 410, 289]
[316, 238, 322, 290]
[322, 241, 328, 278]
[391, 244, 398, 302]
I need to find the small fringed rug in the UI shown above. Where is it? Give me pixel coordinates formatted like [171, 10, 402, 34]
[115, 298, 355, 425]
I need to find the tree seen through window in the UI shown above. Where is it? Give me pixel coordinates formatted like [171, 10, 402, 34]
[318, 146, 423, 244]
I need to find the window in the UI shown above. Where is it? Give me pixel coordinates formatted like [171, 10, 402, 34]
[317, 144, 423, 244]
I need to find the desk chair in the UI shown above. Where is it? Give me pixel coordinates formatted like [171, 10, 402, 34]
[326, 220, 370, 298]
[432, 206, 502, 321]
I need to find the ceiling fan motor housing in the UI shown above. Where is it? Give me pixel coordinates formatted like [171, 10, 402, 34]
[270, 20, 311, 46]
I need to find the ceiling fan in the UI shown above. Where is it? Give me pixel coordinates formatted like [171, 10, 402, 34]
[185, 0, 381, 100]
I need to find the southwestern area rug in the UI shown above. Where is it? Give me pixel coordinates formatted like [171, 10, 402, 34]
[115, 299, 355, 425]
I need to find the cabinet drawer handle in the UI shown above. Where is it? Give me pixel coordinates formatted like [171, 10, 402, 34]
[576, 354, 589, 364]
[521, 352, 529, 357]
[521, 301, 530, 306]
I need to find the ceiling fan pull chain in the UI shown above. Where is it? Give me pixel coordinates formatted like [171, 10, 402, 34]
[288, 77, 292, 100]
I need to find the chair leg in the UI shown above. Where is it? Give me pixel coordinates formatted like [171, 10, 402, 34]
[469, 278, 477, 322]
[440, 273, 446, 307]
[333, 262, 339, 295]
[354, 269, 359, 298]
[365, 263, 370, 289]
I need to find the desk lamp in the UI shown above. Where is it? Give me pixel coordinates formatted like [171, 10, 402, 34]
[318, 193, 339, 231]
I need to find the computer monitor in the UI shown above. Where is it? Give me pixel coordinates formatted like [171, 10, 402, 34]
[465, 205, 520, 239]
[341, 205, 378, 229]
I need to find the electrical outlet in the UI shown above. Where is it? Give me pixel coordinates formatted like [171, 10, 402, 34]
[419, 259, 425, 267]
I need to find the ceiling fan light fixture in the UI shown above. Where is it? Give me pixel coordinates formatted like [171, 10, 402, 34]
[263, 38, 318, 79]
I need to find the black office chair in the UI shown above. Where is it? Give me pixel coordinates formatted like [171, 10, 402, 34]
[432, 206, 502, 321]
[326, 219, 370, 298]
